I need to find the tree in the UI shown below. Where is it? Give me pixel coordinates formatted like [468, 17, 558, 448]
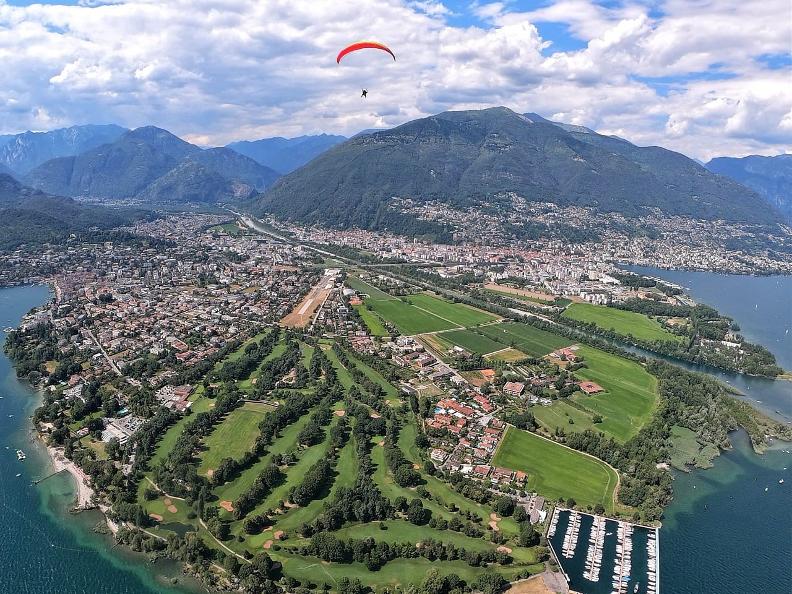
[493, 496, 515, 517]
[474, 573, 508, 594]
[393, 465, 421, 488]
[566, 498, 576, 508]
[407, 499, 431, 525]
[519, 523, 539, 547]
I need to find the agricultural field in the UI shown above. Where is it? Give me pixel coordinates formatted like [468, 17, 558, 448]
[366, 292, 498, 336]
[487, 348, 529, 362]
[345, 275, 393, 299]
[439, 328, 509, 356]
[562, 302, 683, 343]
[493, 427, 618, 512]
[367, 297, 459, 335]
[479, 322, 570, 357]
[402, 293, 499, 327]
[532, 346, 658, 442]
[352, 303, 389, 336]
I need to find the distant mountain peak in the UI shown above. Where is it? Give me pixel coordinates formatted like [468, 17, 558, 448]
[0, 124, 127, 174]
[706, 154, 792, 221]
[25, 125, 279, 203]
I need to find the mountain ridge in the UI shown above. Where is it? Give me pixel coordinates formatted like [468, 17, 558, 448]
[26, 127, 279, 203]
[0, 124, 127, 174]
[253, 106, 781, 233]
[706, 154, 792, 221]
[227, 133, 346, 174]
[0, 173, 154, 249]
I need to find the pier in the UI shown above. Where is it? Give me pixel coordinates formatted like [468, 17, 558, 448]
[32, 469, 66, 485]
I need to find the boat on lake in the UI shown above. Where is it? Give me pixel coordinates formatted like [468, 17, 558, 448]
[16, 449, 26, 461]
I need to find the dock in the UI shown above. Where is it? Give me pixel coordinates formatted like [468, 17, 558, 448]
[33, 468, 66, 485]
[547, 508, 660, 594]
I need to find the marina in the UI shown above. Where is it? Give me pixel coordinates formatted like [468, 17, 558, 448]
[548, 508, 660, 594]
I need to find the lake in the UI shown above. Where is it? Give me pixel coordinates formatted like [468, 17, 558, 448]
[625, 267, 792, 594]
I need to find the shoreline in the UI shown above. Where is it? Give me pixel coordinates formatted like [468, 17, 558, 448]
[45, 443, 96, 510]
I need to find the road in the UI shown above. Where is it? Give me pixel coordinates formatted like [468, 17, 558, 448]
[84, 325, 122, 376]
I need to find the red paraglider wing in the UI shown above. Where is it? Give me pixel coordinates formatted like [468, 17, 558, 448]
[336, 41, 396, 64]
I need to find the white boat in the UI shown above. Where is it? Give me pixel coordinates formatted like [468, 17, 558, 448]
[779, 479, 784, 484]
[16, 449, 26, 461]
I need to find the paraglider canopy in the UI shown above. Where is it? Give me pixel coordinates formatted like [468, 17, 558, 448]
[336, 41, 396, 64]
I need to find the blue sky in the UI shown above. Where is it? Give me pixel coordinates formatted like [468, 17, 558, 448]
[0, 0, 789, 159]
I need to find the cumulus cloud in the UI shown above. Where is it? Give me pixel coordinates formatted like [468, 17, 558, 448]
[0, 0, 789, 160]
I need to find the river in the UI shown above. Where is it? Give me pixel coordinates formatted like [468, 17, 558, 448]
[0, 285, 201, 594]
[2, 271, 790, 593]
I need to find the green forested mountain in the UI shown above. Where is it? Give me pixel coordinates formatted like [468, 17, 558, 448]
[254, 107, 782, 232]
[25, 127, 279, 203]
[0, 174, 153, 249]
[136, 160, 254, 204]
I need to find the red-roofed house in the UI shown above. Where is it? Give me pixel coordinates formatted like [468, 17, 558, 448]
[578, 381, 604, 394]
[503, 381, 525, 396]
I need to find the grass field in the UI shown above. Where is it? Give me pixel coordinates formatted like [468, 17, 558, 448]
[240, 417, 340, 526]
[346, 352, 401, 403]
[562, 303, 682, 343]
[492, 427, 618, 511]
[272, 436, 359, 534]
[479, 323, 569, 357]
[571, 346, 657, 441]
[403, 293, 498, 327]
[345, 275, 393, 300]
[353, 304, 389, 336]
[212, 413, 312, 507]
[197, 402, 275, 475]
[531, 346, 658, 442]
[367, 298, 459, 335]
[485, 288, 555, 305]
[439, 329, 508, 355]
[270, 552, 536, 590]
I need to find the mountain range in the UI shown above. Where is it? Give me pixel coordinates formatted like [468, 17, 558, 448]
[25, 127, 280, 203]
[706, 154, 792, 221]
[0, 174, 152, 249]
[227, 134, 346, 174]
[253, 107, 783, 234]
[5, 110, 788, 235]
[0, 124, 127, 174]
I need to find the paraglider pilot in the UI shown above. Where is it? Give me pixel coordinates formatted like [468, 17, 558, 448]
[361, 89, 368, 98]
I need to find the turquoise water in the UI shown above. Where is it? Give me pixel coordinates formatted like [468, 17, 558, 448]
[0, 285, 200, 594]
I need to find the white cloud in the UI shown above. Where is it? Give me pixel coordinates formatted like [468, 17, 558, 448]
[0, 0, 788, 160]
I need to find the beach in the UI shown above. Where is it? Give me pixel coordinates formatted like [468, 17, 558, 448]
[46, 445, 96, 510]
